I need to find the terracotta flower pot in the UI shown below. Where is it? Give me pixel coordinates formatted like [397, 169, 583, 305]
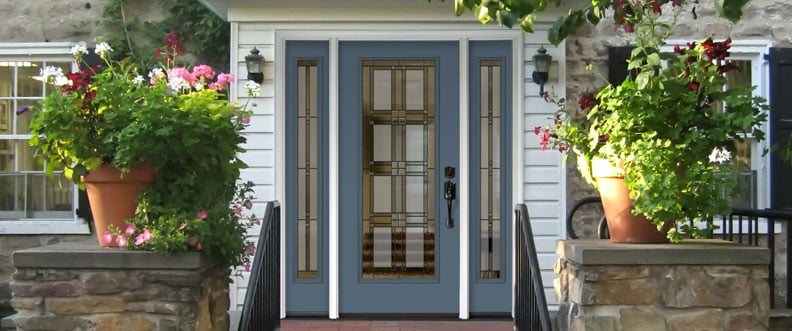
[82, 164, 155, 247]
[591, 158, 672, 243]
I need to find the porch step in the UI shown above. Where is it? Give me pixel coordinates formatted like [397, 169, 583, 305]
[771, 308, 792, 331]
[1, 314, 15, 331]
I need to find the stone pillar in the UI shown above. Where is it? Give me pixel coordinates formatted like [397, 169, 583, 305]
[555, 239, 771, 331]
[9, 241, 229, 331]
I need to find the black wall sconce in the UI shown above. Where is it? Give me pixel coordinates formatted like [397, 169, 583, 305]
[245, 47, 264, 84]
[532, 46, 552, 96]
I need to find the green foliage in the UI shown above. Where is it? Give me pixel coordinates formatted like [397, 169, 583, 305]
[452, 0, 754, 45]
[99, 0, 230, 71]
[536, 6, 767, 242]
[27, 41, 258, 270]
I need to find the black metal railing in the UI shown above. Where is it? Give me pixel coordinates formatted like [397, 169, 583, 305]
[239, 201, 281, 331]
[514, 204, 552, 331]
[716, 208, 792, 308]
[566, 196, 792, 308]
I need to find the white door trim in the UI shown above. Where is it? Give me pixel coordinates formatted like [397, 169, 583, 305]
[274, 28, 524, 319]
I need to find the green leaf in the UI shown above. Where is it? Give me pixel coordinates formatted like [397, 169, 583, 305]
[714, 0, 750, 23]
[497, 10, 519, 28]
[586, 7, 601, 25]
[647, 53, 660, 67]
[547, 16, 565, 46]
[520, 14, 536, 33]
[475, 5, 491, 23]
[455, 0, 468, 16]
[636, 71, 651, 89]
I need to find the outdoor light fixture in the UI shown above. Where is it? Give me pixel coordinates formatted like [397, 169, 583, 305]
[532, 46, 552, 96]
[245, 47, 265, 84]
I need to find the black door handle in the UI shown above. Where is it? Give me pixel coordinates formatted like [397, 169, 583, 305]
[444, 166, 456, 229]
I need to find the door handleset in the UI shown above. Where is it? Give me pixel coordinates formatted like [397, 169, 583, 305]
[444, 166, 456, 229]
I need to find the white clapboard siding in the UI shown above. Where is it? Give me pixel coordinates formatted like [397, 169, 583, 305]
[522, 35, 566, 306]
[229, 22, 277, 310]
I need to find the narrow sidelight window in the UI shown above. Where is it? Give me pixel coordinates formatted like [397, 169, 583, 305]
[297, 60, 319, 279]
[480, 60, 502, 279]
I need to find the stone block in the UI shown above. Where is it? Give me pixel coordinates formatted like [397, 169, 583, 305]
[94, 314, 156, 331]
[726, 313, 765, 331]
[13, 315, 94, 331]
[13, 269, 78, 282]
[122, 284, 199, 303]
[125, 301, 183, 315]
[9, 297, 42, 310]
[584, 265, 650, 281]
[662, 267, 751, 308]
[619, 308, 666, 331]
[572, 315, 617, 331]
[579, 278, 660, 305]
[83, 271, 142, 294]
[666, 309, 724, 331]
[142, 272, 203, 287]
[46, 296, 125, 315]
[10, 281, 78, 297]
[159, 318, 178, 331]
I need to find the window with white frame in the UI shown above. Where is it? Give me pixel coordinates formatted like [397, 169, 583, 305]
[664, 40, 771, 210]
[0, 43, 88, 234]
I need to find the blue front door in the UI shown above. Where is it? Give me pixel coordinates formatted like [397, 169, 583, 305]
[339, 42, 460, 314]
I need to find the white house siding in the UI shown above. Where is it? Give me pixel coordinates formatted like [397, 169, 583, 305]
[227, 2, 568, 311]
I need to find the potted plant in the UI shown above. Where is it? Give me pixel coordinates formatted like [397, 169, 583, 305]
[22, 34, 259, 264]
[536, 3, 767, 243]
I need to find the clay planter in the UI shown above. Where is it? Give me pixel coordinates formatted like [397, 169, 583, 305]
[591, 158, 672, 243]
[82, 164, 155, 247]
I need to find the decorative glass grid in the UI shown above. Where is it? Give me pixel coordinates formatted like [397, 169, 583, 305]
[479, 61, 502, 279]
[297, 60, 319, 279]
[362, 60, 435, 279]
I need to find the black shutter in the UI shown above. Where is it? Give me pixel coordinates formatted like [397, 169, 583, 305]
[769, 48, 792, 210]
[608, 46, 633, 86]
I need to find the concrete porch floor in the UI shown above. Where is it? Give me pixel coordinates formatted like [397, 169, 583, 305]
[280, 319, 513, 330]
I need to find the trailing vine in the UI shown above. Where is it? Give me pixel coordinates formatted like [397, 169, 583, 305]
[99, 0, 230, 71]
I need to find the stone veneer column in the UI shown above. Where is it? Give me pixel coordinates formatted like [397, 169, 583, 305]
[555, 239, 771, 331]
[9, 241, 229, 331]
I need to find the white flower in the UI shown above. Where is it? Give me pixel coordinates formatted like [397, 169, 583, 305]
[53, 75, 73, 87]
[39, 66, 64, 81]
[709, 148, 732, 164]
[148, 68, 164, 79]
[95, 42, 113, 56]
[70, 42, 88, 57]
[167, 77, 190, 92]
[132, 75, 144, 85]
[244, 81, 261, 97]
[194, 82, 204, 91]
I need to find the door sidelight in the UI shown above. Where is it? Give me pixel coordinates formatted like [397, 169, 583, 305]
[444, 166, 456, 229]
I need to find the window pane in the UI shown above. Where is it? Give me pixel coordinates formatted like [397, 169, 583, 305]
[479, 61, 502, 279]
[0, 100, 11, 135]
[17, 140, 41, 171]
[0, 139, 12, 171]
[296, 60, 320, 279]
[17, 62, 43, 97]
[0, 65, 12, 97]
[15, 99, 37, 134]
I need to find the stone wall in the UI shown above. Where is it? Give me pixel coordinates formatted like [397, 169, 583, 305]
[564, 0, 792, 237]
[555, 239, 772, 331]
[9, 241, 228, 331]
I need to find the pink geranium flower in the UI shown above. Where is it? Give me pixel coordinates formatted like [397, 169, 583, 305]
[197, 210, 208, 219]
[216, 73, 234, 85]
[244, 261, 252, 272]
[116, 235, 128, 247]
[188, 236, 198, 246]
[196, 243, 203, 251]
[192, 65, 215, 80]
[235, 206, 242, 217]
[124, 224, 136, 236]
[102, 230, 113, 244]
[167, 67, 196, 84]
[244, 200, 253, 210]
[141, 229, 152, 241]
[243, 117, 251, 124]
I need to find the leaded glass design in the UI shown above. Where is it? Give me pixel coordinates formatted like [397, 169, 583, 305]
[362, 60, 435, 279]
[480, 61, 502, 279]
[297, 60, 319, 279]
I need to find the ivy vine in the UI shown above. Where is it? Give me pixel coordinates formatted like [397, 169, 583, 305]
[98, 0, 230, 71]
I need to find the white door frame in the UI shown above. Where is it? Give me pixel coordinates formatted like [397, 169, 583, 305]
[274, 28, 525, 320]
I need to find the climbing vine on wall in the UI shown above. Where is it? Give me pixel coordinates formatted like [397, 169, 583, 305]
[99, 0, 230, 71]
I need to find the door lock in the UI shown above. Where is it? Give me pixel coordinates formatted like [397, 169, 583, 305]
[444, 166, 456, 229]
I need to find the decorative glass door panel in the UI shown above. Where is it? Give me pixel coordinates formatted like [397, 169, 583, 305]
[362, 61, 435, 279]
[339, 41, 459, 314]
